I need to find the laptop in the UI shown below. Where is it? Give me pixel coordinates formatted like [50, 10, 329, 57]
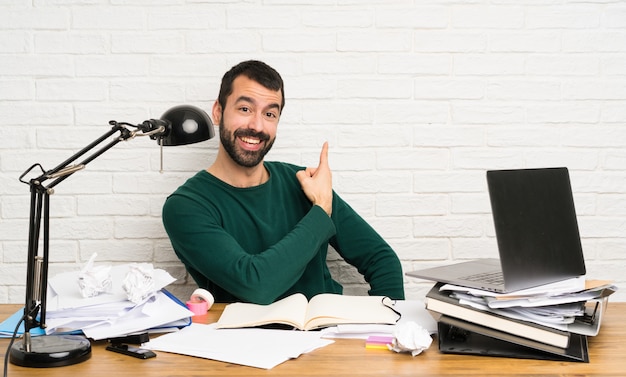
[406, 167, 586, 293]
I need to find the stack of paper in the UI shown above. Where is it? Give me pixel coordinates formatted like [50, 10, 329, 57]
[424, 278, 617, 362]
[0, 264, 194, 341]
[438, 278, 616, 336]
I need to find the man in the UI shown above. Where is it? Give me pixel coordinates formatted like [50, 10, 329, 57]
[162, 60, 404, 304]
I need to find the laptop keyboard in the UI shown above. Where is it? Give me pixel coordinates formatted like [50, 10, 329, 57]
[463, 271, 504, 285]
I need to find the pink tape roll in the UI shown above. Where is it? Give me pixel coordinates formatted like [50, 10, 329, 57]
[186, 299, 209, 315]
[190, 288, 214, 310]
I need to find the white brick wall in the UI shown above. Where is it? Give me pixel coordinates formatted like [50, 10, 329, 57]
[1, 1, 625, 304]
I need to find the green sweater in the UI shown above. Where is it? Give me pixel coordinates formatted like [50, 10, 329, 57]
[162, 161, 405, 304]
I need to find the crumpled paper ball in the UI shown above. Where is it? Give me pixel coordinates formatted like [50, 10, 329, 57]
[78, 253, 112, 298]
[388, 321, 433, 356]
[122, 263, 156, 304]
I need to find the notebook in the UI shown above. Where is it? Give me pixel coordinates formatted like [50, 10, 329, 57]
[406, 167, 586, 293]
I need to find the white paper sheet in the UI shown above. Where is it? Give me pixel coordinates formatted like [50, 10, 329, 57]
[145, 323, 334, 369]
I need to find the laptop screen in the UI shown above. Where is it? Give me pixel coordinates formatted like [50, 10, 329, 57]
[487, 167, 586, 291]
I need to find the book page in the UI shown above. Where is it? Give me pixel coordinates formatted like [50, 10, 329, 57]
[216, 293, 309, 329]
[303, 294, 399, 330]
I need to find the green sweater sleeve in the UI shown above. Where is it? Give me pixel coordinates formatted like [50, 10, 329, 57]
[330, 197, 406, 300]
[163, 192, 336, 304]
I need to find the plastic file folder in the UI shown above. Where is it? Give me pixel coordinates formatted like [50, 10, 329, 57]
[437, 315, 589, 363]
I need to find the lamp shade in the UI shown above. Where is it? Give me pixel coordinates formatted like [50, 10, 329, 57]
[159, 105, 215, 146]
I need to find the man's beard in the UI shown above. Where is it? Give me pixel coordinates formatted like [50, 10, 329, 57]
[219, 120, 275, 168]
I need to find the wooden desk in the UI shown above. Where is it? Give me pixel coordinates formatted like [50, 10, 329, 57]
[1, 303, 625, 376]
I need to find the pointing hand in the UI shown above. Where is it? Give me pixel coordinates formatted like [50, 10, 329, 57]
[296, 142, 333, 216]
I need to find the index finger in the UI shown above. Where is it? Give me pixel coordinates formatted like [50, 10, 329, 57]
[319, 141, 329, 168]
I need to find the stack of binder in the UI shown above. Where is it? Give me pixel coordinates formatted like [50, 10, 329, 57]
[424, 281, 616, 362]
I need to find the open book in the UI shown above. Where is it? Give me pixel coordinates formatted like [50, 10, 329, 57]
[215, 293, 400, 331]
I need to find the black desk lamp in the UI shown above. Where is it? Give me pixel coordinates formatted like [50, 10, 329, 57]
[8, 105, 214, 368]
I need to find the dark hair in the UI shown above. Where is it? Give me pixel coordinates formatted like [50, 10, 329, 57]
[217, 60, 285, 114]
